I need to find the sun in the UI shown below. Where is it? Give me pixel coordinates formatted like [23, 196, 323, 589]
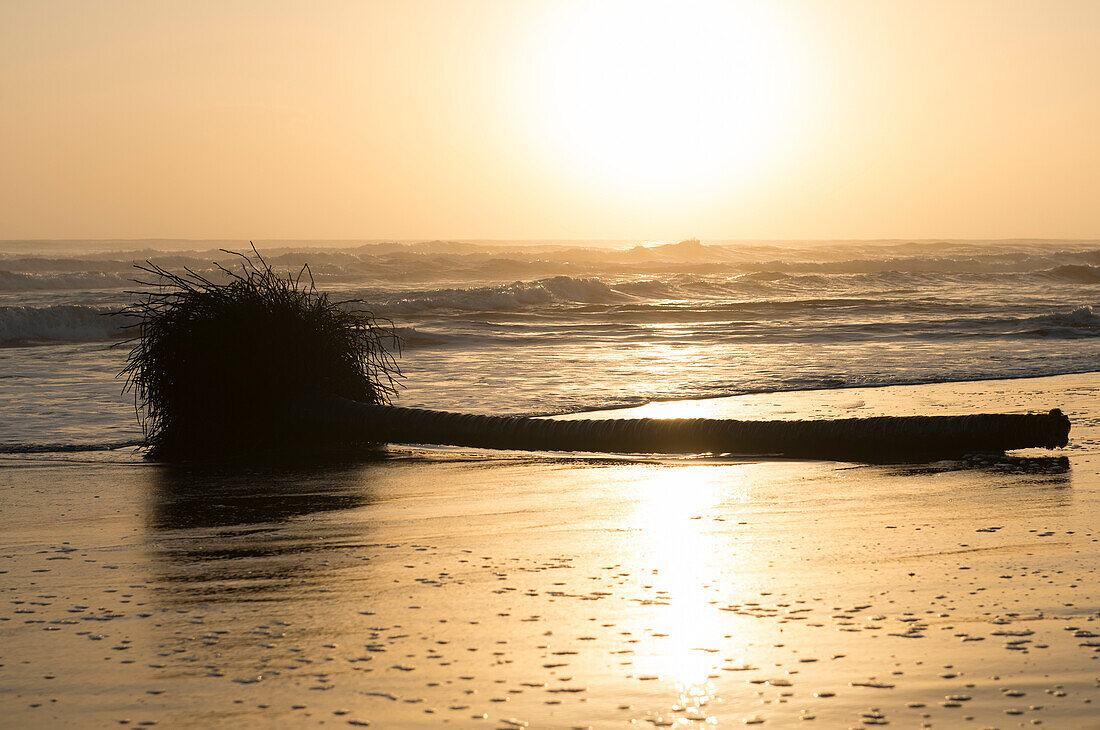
[515, 1, 814, 202]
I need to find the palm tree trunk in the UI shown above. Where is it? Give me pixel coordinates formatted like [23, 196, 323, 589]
[294, 394, 1070, 461]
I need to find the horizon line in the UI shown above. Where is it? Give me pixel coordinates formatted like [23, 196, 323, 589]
[2, 236, 1098, 244]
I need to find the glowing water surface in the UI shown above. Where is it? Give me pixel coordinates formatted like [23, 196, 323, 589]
[2, 375, 1097, 727]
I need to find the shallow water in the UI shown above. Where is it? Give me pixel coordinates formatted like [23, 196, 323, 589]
[2, 375, 1097, 727]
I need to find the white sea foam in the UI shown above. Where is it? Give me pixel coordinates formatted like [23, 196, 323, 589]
[0, 270, 132, 291]
[374, 276, 628, 315]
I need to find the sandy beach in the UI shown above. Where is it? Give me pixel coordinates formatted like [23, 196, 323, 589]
[4, 0, 1098, 724]
[1, 372, 1097, 728]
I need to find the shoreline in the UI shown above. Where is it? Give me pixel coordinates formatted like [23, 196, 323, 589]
[543, 367, 1100, 420]
[1, 370, 1096, 458]
[1, 372, 1096, 727]
[552, 370, 1098, 426]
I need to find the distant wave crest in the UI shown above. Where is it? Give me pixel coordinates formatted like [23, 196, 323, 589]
[1, 243, 1098, 291]
[0, 270, 132, 291]
[1041, 264, 1100, 283]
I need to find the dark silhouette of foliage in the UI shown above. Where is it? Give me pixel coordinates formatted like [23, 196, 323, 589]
[120, 246, 401, 458]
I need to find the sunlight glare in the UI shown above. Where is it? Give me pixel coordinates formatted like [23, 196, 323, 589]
[630, 466, 727, 691]
[521, 0, 811, 200]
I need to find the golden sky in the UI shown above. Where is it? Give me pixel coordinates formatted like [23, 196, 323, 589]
[1, 0, 1097, 240]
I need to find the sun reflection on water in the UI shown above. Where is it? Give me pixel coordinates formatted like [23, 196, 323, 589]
[627, 465, 739, 717]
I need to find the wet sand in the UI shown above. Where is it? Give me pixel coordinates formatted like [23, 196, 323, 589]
[1, 373, 1098, 728]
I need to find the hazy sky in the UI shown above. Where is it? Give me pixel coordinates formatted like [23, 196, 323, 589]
[2, 0, 1097, 240]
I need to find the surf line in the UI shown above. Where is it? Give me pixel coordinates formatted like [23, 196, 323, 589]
[117, 248, 1071, 463]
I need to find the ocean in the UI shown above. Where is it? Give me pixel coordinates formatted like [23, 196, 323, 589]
[1, 238, 1098, 453]
[4, 240, 1100, 728]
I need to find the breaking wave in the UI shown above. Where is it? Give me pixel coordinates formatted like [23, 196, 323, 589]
[373, 276, 628, 315]
[1018, 305, 1100, 338]
[0, 305, 134, 345]
[1042, 264, 1100, 283]
[1, 241, 1098, 434]
[4, 296, 1096, 350]
[1, 241, 1098, 291]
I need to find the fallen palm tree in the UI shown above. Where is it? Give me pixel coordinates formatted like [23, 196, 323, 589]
[121, 250, 1071, 462]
